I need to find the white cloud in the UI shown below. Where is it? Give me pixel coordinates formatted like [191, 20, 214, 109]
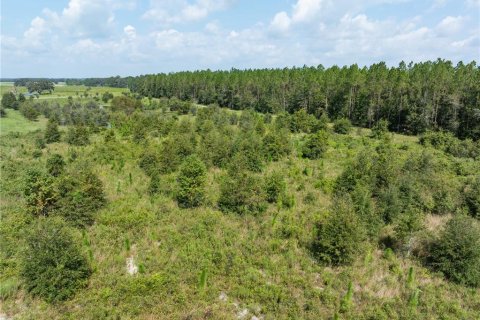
[436, 16, 466, 36]
[143, 0, 235, 25]
[292, 0, 323, 22]
[270, 12, 291, 32]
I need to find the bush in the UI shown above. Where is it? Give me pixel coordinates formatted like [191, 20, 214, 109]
[218, 170, 266, 215]
[0, 107, 6, 117]
[262, 129, 291, 161]
[464, 177, 480, 219]
[55, 170, 106, 227]
[311, 197, 366, 265]
[24, 169, 57, 217]
[20, 217, 91, 302]
[428, 215, 480, 287]
[46, 154, 66, 177]
[19, 104, 40, 121]
[44, 119, 61, 143]
[264, 171, 286, 203]
[1, 92, 17, 109]
[302, 130, 329, 159]
[371, 119, 390, 139]
[175, 155, 207, 208]
[333, 118, 352, 134]
[66, 126, 90, 146]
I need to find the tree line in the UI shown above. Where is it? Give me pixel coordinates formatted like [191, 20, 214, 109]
[126, 59, 479, 140]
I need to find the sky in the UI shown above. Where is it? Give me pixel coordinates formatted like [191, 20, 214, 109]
[1, 0, 479, 77]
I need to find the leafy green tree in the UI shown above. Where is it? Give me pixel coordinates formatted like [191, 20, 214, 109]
[20, 217, 91, 302]
[312, 197, 366, 265]
[1, 92, 17, 109]
[46, 154, 66, 177]
[175, 155, 207, 208]
[428, 215, 480, 287]
[302, 130, 329, 159]
[44, 119, 61, 143]
[333, 118, 352, 134]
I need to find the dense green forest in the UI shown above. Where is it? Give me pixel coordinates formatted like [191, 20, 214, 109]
[66, 60, 480, 140]
[1, 81, 479, 319]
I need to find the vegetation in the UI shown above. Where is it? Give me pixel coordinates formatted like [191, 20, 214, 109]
[1, 72, 479, 319]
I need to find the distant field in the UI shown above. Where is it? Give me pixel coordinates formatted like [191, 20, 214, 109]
[0, 83, 129, 103]
[0, 109, 47, 135]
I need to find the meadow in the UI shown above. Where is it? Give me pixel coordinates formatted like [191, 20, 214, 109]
[0, 85, 479, 319]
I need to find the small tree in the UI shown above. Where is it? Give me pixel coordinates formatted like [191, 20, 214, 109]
[46, 154, 66, 177]
[44, 119, 61, 143]
[302, 130, 329, 159]
[1, 92, 17, 109]
[20, 217, 91, 302]
[312, 197, 366, 265]
[176, 155, 207, 208]
[66, 126, 90, 146]
[428, 215, 480, 287]
[464, 177, 480, 219]
[333, 118, 352, 134]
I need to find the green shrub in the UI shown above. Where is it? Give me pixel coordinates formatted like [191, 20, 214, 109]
[464, 177, 480, 219]
[46, 154, 66, 177]
[1, 92, 17, 109]
[218, 170, 266, 215]
[371, 119, 390, 139]
[66, 126, 90, 146]
[44, 119, 61, 143]
[0, 107, 6, 117]
[262, 129, 291, 161]
[175, 155, 207, 208]
[19, 103, 40, 121]
[20, 217, 91, 302]
[302, 130, 329, 159]
[312, 197, 366, 265]
[264, 171, 286, 203]
[55, 170, 106, 227]
[333, 118, 352, 134]
[428, 215, 480, 287]
[24, 169, 57, 217]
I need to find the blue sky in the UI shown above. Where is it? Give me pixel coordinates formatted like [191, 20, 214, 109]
[1, 0, 479, 77]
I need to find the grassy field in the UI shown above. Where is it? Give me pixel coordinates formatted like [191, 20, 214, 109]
[0, 109, 48, 136]
[0, 82, 129, 104]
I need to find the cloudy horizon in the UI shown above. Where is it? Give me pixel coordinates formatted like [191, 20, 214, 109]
[1, 0, 479, 78]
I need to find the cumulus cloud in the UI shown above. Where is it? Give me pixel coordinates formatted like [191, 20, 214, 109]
[143, 0, 235, 25]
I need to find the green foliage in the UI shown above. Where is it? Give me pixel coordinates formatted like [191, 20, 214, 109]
[24, 169, 57, 217]
[46, 154, 66, 177]
[55, 169, 106, 227]
[44, 118, 61, 143]
[19, 103, 40, 121]
[290, 109, 318, 133]
[312, 197, 366, 265]
[110, 95, 142, 115]
[218, 170, 266, 215]
[420, 131, 479, 159]
[1, 92, 18, 109]
[175, 155, 207, 208]
[262, 129, 291, 161]
[20, 217, 91, 303]
[371, 119, 390, 139]
[66, 126, 90, 146]
[333, 118, 352, 134]
[264, 171, 286, 203]
[302, 130, 329, 159]
[232, 133, 264, 172]
[339, 281, 354, 313]
[428, 215, 480, 287]
[464, 176, 480, 219]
